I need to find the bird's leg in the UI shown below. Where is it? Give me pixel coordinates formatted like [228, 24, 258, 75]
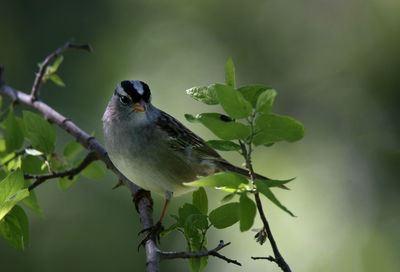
[138, 191, 173, 249]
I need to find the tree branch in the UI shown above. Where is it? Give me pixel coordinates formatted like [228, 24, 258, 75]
[160, 240, 241, 266]
[0, 63, 159, 272]
[30, 41, 92, 100]
[24, 151, 99, 191]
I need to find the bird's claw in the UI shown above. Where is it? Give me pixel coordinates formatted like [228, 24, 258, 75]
[137, 221, 164, 250]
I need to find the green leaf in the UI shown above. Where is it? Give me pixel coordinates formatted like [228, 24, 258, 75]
[0, 169, 30, 221]
[5, 108, 24, 153]
[221, 193, 235, 203]
[188, 113, 251, 140]
[23, 111, 56, 154]
[214, 84, 252, 119]
[186, 85, 219, 105]
[225, 58, 235, 88]
[192, 187, 208, 215]
[82, 161, 105, 179]
[178, 203, 201, 226]
[256, 177, 295, 188]
[237, 85, 272, 107]
[58, 176, 79, 191]
[0, 212, 24, 249]
[256, 89, 277, 114]
[21, 180, 42, 217]
[51, 55, 64, 72]
[185, 214, 208, 237]
[9, 205, 29, 247]
[63, 140, 83, 162]
[48, 74, 65, 87]
[253, 114, 305, 145]
[239, 193, 256, 232]
[184, 172, 248, 189]
[209, 202, 239, 229]
[205, 140, 240, 151]
[255, 180, 295, 216]
[189, 258, 201, 272]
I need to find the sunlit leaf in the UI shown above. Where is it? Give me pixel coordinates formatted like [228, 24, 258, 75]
[184, 172, 248, 189]
[0, 169, 30, 221]
[48, 74, 65, 87]
[25, 148, 43, 156]
[205, 140, 240, 151]
[209, 202, 239, 229]
[255, 180, 295, 216]
[186, 85, 219, 105]
[214, 84, 252, 119]
[256, 89, 277, 114]
[192, 187, 208, 215]
[225, 58, 235, 88]
[239, 193, 256, 231]
[23, 111, 56, 154]
[253, 113, 305, 145]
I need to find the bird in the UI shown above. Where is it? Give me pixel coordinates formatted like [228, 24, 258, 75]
[102, 80, 277, 240]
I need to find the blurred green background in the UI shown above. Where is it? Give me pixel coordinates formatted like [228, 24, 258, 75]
[1, 0, 399, 271]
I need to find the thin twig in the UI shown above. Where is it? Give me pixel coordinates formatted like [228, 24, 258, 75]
[30, 41, 92, 100]
[160, 240, 241, 266]
[25, 151, 98, 191]
[251, 256, 276, 262]
[240, 114, 292, 272]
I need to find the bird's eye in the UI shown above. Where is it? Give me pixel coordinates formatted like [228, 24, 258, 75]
[119, 96, 130, 105]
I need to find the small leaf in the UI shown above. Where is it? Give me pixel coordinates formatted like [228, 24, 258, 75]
[48, 74, 65, 87]
[5, 108, 24, 153]
[239, 193, 256, 232]
[63, 140, 83, 162]
[186, 85, 219, 105]
[189, 258, 201, 272]
[256, 177, 295, 188]
[209, 202, 239, 229]
[25, 148, 43, 156]
[189, 113, 251, 140]
[184, 114, 198, 123]
[192, 187, 208, 215]
[81, 161, 105, 179]
[51, 55, 64, 72]
[225, 58, 235, 88]
[253, 114, 305, 145]
[23, 111, 56, 154]
[221, 193, 235, 203]
[256, 89, 277, 114]
[214, 84, 252, 119]
[184, 172, 248, 189]
[255, 180, 295, 216]
[237, 85, 272, 108]
[205, 140, 240, 151]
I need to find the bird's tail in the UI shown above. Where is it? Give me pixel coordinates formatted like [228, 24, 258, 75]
[221, 163, 289, 190]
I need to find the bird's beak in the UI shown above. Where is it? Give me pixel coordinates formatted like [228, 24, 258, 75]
[133, 99, 146, 112]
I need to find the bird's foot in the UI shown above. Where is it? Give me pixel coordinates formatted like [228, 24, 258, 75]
[137, 221, 164, 250]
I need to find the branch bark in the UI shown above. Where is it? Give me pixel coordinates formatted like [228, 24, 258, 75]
[0, 63, 159, 272]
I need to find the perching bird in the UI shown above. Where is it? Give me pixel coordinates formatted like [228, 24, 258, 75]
[102, 80, 274, 234]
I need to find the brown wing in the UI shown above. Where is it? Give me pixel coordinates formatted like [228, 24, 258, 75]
[156, 110, 227, 163]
